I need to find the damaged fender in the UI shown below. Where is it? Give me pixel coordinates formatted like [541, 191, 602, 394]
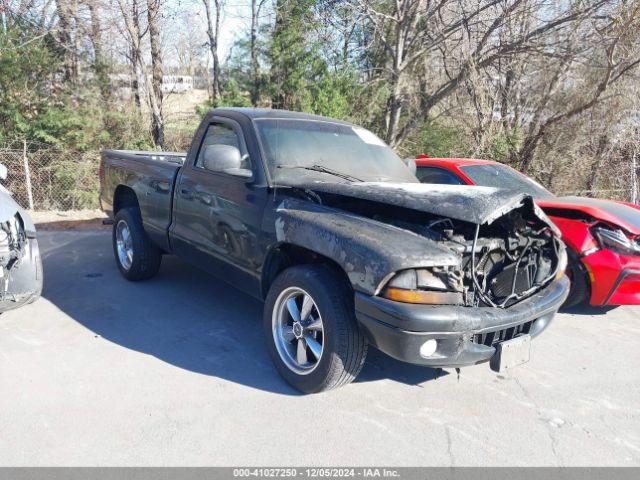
[274, 198, 460, 295]
[0, 189, 43, 313]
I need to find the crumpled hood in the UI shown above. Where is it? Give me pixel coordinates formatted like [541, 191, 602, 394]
[540, 196, 640, 236]
[289, 181, 534, 225]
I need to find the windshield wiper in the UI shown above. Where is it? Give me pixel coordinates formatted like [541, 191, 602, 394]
[277, 164, 363, 182]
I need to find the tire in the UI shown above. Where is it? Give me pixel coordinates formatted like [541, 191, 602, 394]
[264, 264, 368, 393]
[112, 207, 162, 281]
[563, 253, 590, 309]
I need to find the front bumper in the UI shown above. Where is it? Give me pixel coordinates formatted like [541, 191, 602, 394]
[580, 248, 640, 306]
[355, 276, 569, 367]
[0, 237, 43, 313]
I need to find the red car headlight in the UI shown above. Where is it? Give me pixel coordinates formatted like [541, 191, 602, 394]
[592, 225, 640, 256]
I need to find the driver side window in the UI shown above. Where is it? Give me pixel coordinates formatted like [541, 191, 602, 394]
[196, 123, 248, 169]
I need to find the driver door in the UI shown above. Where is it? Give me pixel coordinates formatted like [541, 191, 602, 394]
[171, 118, 266, 296]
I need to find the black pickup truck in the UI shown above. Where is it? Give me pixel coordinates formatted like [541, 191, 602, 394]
[100, 108, 569, 393]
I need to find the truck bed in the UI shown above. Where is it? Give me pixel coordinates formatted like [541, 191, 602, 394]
[102, 149, 186, 166]
[99, 149, 187, 250]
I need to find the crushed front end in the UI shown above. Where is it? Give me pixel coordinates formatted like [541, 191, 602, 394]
[353, 197, 569, 371]
[0, 213, 42, 313]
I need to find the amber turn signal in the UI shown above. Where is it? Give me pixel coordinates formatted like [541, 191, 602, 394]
[382, 287, 463, 305]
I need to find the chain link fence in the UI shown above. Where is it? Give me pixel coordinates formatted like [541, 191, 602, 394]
[0, 140, 636, 211]
[0, 141, 99, 211]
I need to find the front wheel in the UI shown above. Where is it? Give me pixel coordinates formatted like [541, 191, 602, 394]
[563, 253, 591, 309]
[264, 265, 367, 393]
[112, 208, 162, 281]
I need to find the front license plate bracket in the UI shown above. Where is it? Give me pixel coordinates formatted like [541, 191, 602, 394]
[490, 334, 531, 373]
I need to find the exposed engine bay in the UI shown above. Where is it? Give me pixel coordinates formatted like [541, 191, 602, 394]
[293, 186, 565, 309]
[390, 210, 564, 308]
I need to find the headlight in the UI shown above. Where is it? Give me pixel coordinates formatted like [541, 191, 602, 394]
[555, 244, 568, 281]
[381, 267, 463, 305]
[592, 226, 640, 256]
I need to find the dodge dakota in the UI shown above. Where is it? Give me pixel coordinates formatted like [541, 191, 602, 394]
[99, 108, 569, 393]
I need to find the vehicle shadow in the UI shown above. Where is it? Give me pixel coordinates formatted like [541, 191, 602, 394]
[40, 231, 443, 395]
[560, 304, 619, 316]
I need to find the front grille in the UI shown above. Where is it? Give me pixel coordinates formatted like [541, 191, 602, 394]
[473, 321, 532, 347]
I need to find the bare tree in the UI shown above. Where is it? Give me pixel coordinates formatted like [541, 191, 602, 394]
[250, 0, 268, 106]
[116, 0, 147, 109]
[173, 25, 204, 76]
[54, 0, 78, 83]
[85, 0, 111, 102]
[351, 0, 525, 146]
[146, 0, 164, 148]
[202, 0, 222, 101]
[514, 4, 640, 173]
[351, 0, 616, 149]
[114, 0, 165, 146]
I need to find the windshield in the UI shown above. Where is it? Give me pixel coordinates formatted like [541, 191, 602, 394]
[255, 119, 417, 184]
[460, 164, 555, 200]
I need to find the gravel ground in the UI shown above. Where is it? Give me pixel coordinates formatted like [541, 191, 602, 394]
[0, 230, 639, 466]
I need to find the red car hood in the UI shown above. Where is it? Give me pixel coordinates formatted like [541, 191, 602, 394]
[538, 196, 640, 236]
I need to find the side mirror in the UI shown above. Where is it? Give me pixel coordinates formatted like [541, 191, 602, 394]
[405, 158, 417, 175]
[203, 145, 252, 178]
[0, 164, 7, 181]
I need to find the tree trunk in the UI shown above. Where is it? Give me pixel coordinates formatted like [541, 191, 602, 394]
[585, 135, 609, 196]
[385, 16, 405, 147]
[250, 0, 260, 106]
[147, 0, 165, 148]
[130, 53, 143, 108]
[87, 1, 110, 102]
[500, 68, 514, 130]
[517, 130, 544, 174]
[270, 0, 286, 109]
[116, 0, 146, 112]
[55, 0, 77, 84]
[203, 0, 221, 101]
[130, 0, 145, 109]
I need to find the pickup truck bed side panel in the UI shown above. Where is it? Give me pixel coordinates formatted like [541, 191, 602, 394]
[275, 198, 460, 295]
[100, 150, 183, 251]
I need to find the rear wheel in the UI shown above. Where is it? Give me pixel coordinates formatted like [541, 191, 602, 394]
[563, 252, 590, 308]
[112, 208, 162, 281]
[264, 265, 367, 393]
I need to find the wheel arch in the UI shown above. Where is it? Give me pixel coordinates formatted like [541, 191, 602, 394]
[113, 185, 140, 216]
[261, 242, 352, 299]
[565, 247, 593, 307]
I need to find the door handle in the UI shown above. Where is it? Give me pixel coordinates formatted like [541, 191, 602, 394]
[180, 188, 193, 199]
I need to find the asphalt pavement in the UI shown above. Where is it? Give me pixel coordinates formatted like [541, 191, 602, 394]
[1, 230, 639, 466]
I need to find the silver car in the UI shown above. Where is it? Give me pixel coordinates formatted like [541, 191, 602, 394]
[0, 163, 42, 312]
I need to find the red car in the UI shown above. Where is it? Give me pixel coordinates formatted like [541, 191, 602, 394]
[414, 155, 640, 308]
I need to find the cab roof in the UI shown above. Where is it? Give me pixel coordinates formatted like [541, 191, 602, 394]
[213, 107, 354, 125]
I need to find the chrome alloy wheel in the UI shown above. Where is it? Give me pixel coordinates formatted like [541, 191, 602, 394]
[115, 220, 133, 271]
[272, 287, 324, 375]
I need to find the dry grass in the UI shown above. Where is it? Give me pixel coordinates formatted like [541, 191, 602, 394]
[31, 209, 109, 231]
